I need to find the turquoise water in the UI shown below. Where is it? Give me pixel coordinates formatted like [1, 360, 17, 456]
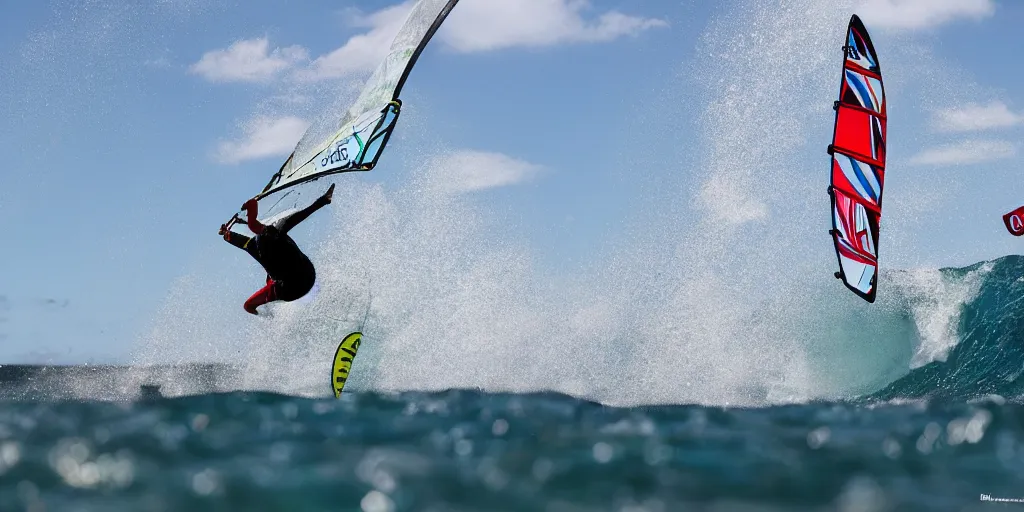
[1, 390, 1022, 511]
[3, 256, 1024, 511]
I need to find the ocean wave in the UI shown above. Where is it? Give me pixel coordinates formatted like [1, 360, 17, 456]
[868, 255, 1024, 402]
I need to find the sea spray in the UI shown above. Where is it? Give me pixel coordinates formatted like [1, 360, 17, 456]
[124, 0, 999, 407]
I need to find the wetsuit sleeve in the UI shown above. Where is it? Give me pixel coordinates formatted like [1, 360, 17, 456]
[277, 195, 330, 235]
[224, 231, 259, 258]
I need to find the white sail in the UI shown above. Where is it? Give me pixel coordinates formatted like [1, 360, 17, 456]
[254, 0, 460, 201]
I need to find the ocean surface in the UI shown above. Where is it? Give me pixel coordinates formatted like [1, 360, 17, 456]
[5, 0, 1022, 509]
[3, 255, 1024, 511]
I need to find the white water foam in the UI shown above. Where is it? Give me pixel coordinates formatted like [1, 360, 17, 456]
[124, 0, 982, 407]
[891, 263, 992, 369]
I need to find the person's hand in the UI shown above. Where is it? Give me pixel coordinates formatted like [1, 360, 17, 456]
[219, 224, 231, 241]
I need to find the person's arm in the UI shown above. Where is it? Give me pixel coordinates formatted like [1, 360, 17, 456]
[220, 224, 257, 256]
[277, 184, 334, 234]
[242, 199, 266, 235]
[224, 231, 253, 250]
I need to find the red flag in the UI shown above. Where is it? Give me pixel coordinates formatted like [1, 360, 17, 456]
[1004, 205, 1024, 236]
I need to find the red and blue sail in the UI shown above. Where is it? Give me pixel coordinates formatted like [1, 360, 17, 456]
[828, 14, 886, 303]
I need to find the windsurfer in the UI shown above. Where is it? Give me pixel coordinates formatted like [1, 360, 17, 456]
[218, 184, 335, 315]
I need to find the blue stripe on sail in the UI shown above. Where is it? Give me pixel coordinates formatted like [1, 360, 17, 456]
[845, 70, 876, 111]
[849, 158, 878, 202]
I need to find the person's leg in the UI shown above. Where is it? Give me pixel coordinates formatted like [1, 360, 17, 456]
[275, 277, 315, 303]
[276, 184, 334, 234]
[243, 277, 278, 315]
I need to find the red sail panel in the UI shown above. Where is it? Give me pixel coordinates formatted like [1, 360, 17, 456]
[834, 107, 886, 165]
[1004, 205, 1024, 236]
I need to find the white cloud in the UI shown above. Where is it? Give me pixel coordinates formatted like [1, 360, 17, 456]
[856, 0, 995, 30]
[441, 0, 668, 52]
[434, 150, 542, 193]
[299, 3, 413, 81]
[932, 101, 1024, 132]
[215, 116, 310, 164]
[194, 2, 665, 83]
[296, 0, 666, 80]
[190, 37, 308, 83]
[909, 139, 1016, 166]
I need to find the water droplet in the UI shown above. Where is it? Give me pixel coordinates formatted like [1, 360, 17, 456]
[361, 490, 394, 512]
[965, 410, 992, 444]
[372, 469, 396, 493]
[492, 419, 509, 436]
[917, 422, 940, 454]
[69, 441, 90, 463]
[455, 439, 473, 456]
[191, 414, 209, 432]
[881, 438, 901, 459]
[593, 442, 613, 463]
[191, 469, 219, 496]
[836, 476, 886, 512]
[807, 427, 830, 449]
[0, 442, 21, 474]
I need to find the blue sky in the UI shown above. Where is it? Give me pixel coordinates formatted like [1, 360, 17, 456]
[1, 0, 1022, 365]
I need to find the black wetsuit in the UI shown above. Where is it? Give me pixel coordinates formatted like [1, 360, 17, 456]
[225, 195, 328, 303]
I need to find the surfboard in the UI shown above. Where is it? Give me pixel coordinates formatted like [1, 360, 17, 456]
[328, 277, 372, 398]
[331, 331, 362, 398]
